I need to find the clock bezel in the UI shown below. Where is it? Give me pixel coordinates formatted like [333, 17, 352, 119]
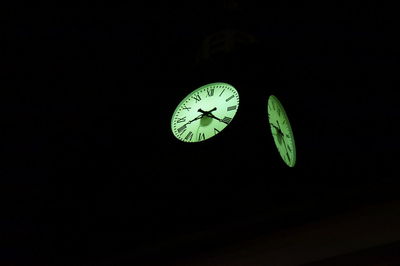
[171, 82, 240, 143]
[268, 94, 297, 167]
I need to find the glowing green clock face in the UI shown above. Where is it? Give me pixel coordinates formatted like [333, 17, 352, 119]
[171, 82, 239, 142]
[268, 95, 296, 167]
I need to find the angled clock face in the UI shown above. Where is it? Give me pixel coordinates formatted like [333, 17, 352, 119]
[268, 95, 296, 167]
[171, 82, 239, 142]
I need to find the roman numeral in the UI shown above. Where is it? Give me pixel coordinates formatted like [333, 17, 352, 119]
[214, 128, 220, 135]
[219, 89, 226, 97]
[287, 144, 292, 152]
[227, 105, 237, 111]
[184, 131, 193, 141]
[207, 88, 215, 97]
[192, 94, 201, 102]
[182, 105, 191, 111]
[177, 125, 187, 134]
[225, 95, 234, 102]
[221, 116, 232, 124]
[176, 117, 186, 123]
[198, 132, 206, 141]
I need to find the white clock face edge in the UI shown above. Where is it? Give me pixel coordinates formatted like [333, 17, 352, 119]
[268, 95, 296, 167]
[171, 82, 239, 143]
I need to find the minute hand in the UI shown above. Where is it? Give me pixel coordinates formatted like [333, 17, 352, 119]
[280, 134, 288, 151]
[206, 113, 230, 124]
[197, 108, 225, 123]
[182, 114, 203, 127]
[276, 121, 289, 153]
[270, 123, 279, 131]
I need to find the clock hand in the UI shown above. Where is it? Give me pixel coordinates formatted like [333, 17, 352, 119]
[277, 130, 292, 164]
[270, 123, 284, 138]
[271, 120, 286, 149]
[197, 108, 229, 124]
[206, 112, 233, 125]
[270, 123, 280, 131]
[198, 107, 217, 115]
[280, 134, 288, 150]
[276, 120, 282, 130]
[276, 121, 286, 136]
[180, 107, 217, 128]
[282, 139, 292, 164]
[181, 113, 204, 127]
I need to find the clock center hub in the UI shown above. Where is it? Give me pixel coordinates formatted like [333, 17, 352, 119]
[200, 115, 213, 126]
[198, 107, 217, 127]
[277, 132, 283, 144]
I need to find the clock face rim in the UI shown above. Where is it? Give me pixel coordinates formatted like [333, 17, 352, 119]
[268, 94, 297, 167]
[171, 82, 240, 143]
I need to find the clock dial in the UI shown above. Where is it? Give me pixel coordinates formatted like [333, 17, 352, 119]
[171, 82, 239, 142]
[268, 95, 296, 167]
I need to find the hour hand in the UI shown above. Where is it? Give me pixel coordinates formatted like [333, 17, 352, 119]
[197, 108, 224, 122]
[270, 122, 280, 131]
[205, 112, 228, 124]
[198, 107, 217, 115]
[198, 108, 207, 114]
[184, 114, 203, 125]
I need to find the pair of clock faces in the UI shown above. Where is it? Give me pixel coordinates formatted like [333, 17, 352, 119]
[171, 82, 296, 167]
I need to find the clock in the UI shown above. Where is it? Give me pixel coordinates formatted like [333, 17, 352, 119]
[171, 82, 239, 142]
[268, 95, 296, 167]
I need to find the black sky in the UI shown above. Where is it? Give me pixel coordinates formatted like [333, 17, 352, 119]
[2, 3, 400, 265]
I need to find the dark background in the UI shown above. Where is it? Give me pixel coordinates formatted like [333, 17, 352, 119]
[2, 2, 400, 265]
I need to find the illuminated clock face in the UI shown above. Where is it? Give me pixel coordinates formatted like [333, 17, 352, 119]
[171, 82, 239, 142]
[268, 95, 296, 167]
